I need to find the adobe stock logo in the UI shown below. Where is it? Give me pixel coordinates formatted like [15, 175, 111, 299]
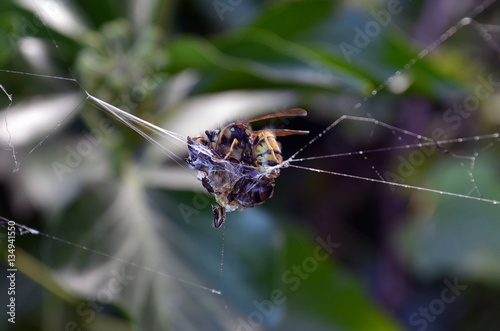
[65, 266, 136, 330]
[408, 277, 467, 331]
[52, 118, 115, 181]
[339, 0, 404, 63]
[383, 73, 500, 188]
[235, 235, 340, 330]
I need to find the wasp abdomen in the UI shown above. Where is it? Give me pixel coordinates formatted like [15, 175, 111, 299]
[228, 177, 275, 208]
[254, 131, 283, 168]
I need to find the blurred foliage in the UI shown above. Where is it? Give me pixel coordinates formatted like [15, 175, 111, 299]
[1, 0, 500, 330]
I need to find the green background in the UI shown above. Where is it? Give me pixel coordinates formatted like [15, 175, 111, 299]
[1, 0, 500, 330]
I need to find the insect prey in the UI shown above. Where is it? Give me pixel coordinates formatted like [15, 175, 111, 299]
[185, 108, 309, 227]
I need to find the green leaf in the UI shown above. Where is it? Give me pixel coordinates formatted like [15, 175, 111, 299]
[251, 0, 337, 39]
[397, 151, 500, 283]
[279, 227, 403, 330]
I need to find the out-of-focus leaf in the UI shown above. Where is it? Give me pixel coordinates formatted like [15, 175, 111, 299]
[0, 93, 82, 147]
[42, 165, 234, 330]
[167, 33, 370, 94]
[278, 227, 403, 331]
[168, 1, 472, 101]
[396, 151, 500, 282]
[251, 0, 337, 39]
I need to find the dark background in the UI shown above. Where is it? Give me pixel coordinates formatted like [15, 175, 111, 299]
[1, 0, 500, 330]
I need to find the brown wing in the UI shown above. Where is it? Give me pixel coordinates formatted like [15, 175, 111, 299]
[251, 129, 309, 138]
[237, 108, 307, 125]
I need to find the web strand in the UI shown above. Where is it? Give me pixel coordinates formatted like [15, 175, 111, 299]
[288, 164, 499, 205]
[290, 0, 500, 161]
[0, 84, 20, 172]
[87, 95, 188, 166]
[0, 217, 222, 295]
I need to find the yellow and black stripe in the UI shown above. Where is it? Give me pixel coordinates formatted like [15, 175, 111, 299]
[254, 130, 283, 169]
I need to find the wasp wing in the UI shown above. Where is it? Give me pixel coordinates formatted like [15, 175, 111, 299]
[237, 108, 307, 125]
[251, 129, 309, 137]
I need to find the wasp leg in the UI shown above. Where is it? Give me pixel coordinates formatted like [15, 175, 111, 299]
[223, 138, 239, 160]
[261, 134, 279, 161]
[212, 205, 226, 228]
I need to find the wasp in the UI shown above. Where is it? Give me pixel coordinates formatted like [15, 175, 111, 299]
[186, 108, 308, 228]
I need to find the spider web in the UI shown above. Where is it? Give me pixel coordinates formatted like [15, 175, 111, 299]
[1, 0, 500, 330]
